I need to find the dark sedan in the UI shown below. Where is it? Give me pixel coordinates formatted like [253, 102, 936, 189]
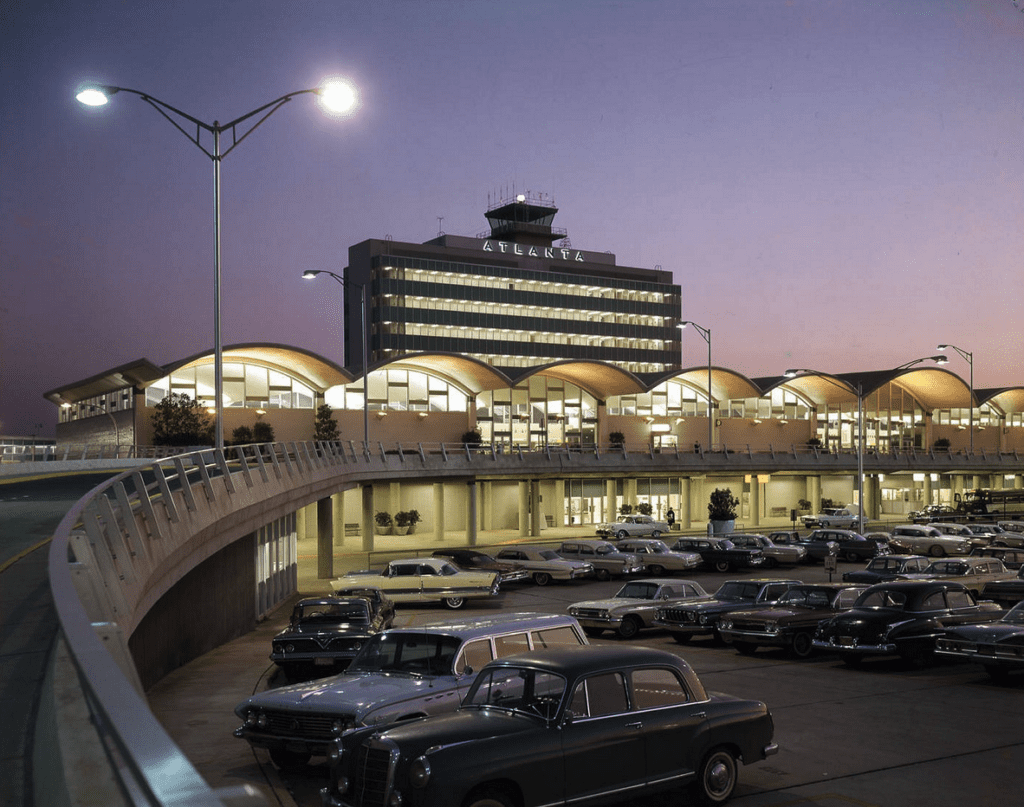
[670, 536, 765, 572]
[432, 548, 531, 584]
[321, 645, 778, 807]
[805, 529, 891, 563]
[981, 565, 1024, 607]
[654, 578, 800, 643]
[813, 580, 1004, 666]
[936, 601, 1024, 681]
[269, 594, 394, 680]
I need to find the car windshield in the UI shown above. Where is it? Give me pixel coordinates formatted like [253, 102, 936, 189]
[295, 603, 369, 624]
[1003, 604, 1024, 625]
[616, 582, 662, 600]
[538, 550, 561, 560]
[347, 632, 461, 675]
[463, 666, 566, 718]
[777, 587, 832, 608]
[714, 581, 759, 600]
[855, 589, 908, 610]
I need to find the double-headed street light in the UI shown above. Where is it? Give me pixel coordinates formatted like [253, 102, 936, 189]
[302, 270, 370, 451]
[76, 79, 358, 450]
[937, 344, 974, 452]
[679, 321, 712, 451]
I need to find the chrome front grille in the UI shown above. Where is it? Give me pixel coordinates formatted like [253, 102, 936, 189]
[660, 607, 697, 624]
[351, 740, 397, 807]
[263, 710, 339, 739]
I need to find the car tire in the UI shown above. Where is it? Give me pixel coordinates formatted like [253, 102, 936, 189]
[671, 633, 692, 645]
[714, 560, 731, 573]
[844, 550, 861, 563]
[696, 747, 738, 805]
[617, 616, 642, 639]
[929, 545, 946, 558]
[465, 787, 514, 807]
[616, 530, 629, 539]
[269, 747, 311, 770]
[733, 642, 757, 655]
[650, 530, 662, 539]
[647, 564, 665, 576]
[842, 654, 864, 668]
[442, 596, 466, 610]
[583, 627, 604, 638]
[532, 572, 552, 586]
[595, 568, 611, 582]
[790, 631, 814, 659]
[763, 557, 778, 569]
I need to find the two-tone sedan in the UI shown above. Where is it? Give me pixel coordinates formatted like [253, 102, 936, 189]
[670, 537, 765, 572]
[493, 545, 594, 586]
[596, 513, 671, 539]
[615, 538, 702, 575]
[813, 580, 1004, 666]
[321, 645, 779, 807]
[431, 548, 531, 584]
[654, 578, 800, 644]
[842, 554, 931, 584]
[726, 534, 807, 567]
[936, 601, 1024, 681]
[567, 578, 708, 639]
[330, 557, 500, 610]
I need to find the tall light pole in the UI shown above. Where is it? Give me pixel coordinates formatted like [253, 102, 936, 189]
[76, 79, 358, 451]
[303, 270, 370, 451]
[937, 344, 974, 453]
[680, 321, 712, 451]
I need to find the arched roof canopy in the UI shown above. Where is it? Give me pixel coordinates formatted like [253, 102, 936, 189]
[368, 353, 513, 395]
[667, 367, 763, 404]
[768, 372, 858, 407]
[977, 387, 1024, 416]
[851, 367, 971, 411]
[508, 360, 646, 400]
[165, 343, 353, 392]
[44, 358, 167, 405]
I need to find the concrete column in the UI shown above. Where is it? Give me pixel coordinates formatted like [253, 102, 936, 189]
[317, 497, 333, 580]
[481, 481, 492, 530]
[864, 476, 875, 523]
[530, 480, 542, 537]
[626, 478, 638, 511]
[680, 478, 692, 529]
[390, 481, 401, 513]
[606, 480, 617, 522]
[361, 484, 375, 552]
[807, 476, 821, 512]
[553, 479, 566, 527]
[1015, 475, 1023, 491]
[433, 483, 445, 543]
[332, 492, 345, 548]
[467, 480, 478, 546]
[296, 506, 306, 549]
[518, 481, 529, 538]
[749, 480, 760, 528]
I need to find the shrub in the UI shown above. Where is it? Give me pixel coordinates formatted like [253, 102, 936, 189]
[636, 502, 653, 516]
[609, 431, 625, 446]
[314, 404, 339, 441]
[461, 429, 483, 445]
[708, 488, 739, 521]
[374, 511, 392, 527]
[395, 510, 421, 528]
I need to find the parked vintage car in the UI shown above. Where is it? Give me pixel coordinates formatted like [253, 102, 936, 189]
[930, 522, 989, 550]
[595, 513, 671, 539]
[805, 529, 890, 562]
[567, 578, 709, 638]
[614, 538, 702, 574]
[813, 580, 1004, 665]
[330, 557, 500, 610]
[725, 533, 807, 567]
[718, 583, 866, 658]
[974, 523, 1024, 548]
[900, 556, 1016, 595]
[320, 645, 779, 807]
[936, 601, 1024, 680]
[556, 539, 644, 581]
[801, 507, 862, 529]
[234, 613, 589, 768]
[431, 548, 531, 584]
[842, 554, 931, 584]
[670, 536, 766, 572]
[269, 594, 395, 680]
[972, 545, 1024, 570]
[909, 504, 958, 524]
[887, 524, 972, 557]
[981, 565, 1024, 607]
[654, 578, 800, 643]
[492, 545, 594, 586]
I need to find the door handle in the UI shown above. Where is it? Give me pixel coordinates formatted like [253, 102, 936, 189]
[625, 721, 642, 729]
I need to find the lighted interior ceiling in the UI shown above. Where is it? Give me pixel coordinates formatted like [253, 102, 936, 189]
[676, 367, 762, 403]
[980, 388, 1024, 416]
[521, 361, 646, 400]
[889, 368, 972, 410]
[171, 344, 352, 392]
[385, 353, 513, 394]
[780, 374, 859, 406]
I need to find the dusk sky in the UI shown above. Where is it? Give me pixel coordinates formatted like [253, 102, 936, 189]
[2, 0, 1021, 437]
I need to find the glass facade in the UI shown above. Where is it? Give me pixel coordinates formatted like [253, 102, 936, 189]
[143, 363, 314, 410]
[475, 377, 599, 448]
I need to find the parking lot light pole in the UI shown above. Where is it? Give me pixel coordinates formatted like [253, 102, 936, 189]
[680, 321, 712, 451]
[936, 344, 973, 453]
[76, 80, 358, 450]
[302, 270, 369, 452]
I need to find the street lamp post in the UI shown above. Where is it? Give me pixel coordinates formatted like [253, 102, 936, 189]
[680, 321, 712, 451]
[76, 80, 358, 451]
[302, 270, 369, 452]
[937, 344, 974, 453]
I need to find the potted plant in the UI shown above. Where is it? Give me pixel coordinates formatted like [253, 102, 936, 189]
[933, 438, 951, 451]
[636, 502, 653, 516]
[374, 511, 393, 535]
[394, 510, 421, 535]
[608, 431, 625, 448]
[619, 504, 633, 516]
[797, 498, 812, 514]
[707, 488, 739, 535]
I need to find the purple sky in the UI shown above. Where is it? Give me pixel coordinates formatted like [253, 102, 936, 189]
[2, 1, 1022, 437]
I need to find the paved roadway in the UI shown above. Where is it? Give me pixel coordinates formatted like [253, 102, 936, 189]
[0, 472, 123, 807]
[149, 540, 1024, 807]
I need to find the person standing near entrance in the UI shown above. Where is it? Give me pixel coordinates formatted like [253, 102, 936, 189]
[666, 507, 675, 529]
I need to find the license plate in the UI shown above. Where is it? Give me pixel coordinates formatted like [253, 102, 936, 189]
[839, 636, 856, 647]
[314, 657, 334, 666]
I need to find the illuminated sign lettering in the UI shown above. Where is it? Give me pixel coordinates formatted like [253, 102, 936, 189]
[482, 241, 585, 262]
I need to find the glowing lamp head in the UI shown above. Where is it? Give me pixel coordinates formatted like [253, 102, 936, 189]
[317, 79, 358, 116]
[76, 86, 114, 106]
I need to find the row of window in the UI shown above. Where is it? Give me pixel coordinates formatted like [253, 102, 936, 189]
[394, 297, 670, 328]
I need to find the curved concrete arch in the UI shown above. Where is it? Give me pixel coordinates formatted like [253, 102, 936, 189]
[878, 367, 972, 410]
[977, 387, 1024, 416]
[367, 352, 515, 395]
[509, 359, 647, 400]
[164, 342, 353, 392]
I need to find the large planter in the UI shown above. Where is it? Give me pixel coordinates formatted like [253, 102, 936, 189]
[375, 525, 392, 535]
[710, 519, 735, 535]
[394, 526, 410, 535]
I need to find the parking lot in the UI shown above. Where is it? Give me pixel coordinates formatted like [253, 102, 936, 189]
[147, 547, 1023, 807]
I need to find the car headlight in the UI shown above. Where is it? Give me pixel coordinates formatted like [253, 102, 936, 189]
[408, 756, 431, 788]
[245, 710, 258, 727]
[569, 607, 579, 616]
[699, 613, 711, 624]
[285, 643, 295, 653]
[764, 621, 778, 634]
[720, 618, 733, 630]
[327, 739, 343, 765]
[256, 712, 267, 728]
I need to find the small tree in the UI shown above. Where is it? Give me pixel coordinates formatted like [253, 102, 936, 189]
[806, 436, 823, 449]
[314, 404, 339, 441]
[252, 420, 275, 443]
[151, 393, 212, 446]
[636, 502, 653, 516]
[609, 431, 625, 446]
[707, 488, 739, 521]
[619, 503, 633, 516]
[374, 511, 392, 528]
[461, 429, 483, 446]
[231, 425, 254, 445]
[933, 437, 951, 450]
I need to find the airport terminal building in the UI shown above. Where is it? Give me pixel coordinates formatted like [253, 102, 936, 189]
[44, 196, 1024, 531]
